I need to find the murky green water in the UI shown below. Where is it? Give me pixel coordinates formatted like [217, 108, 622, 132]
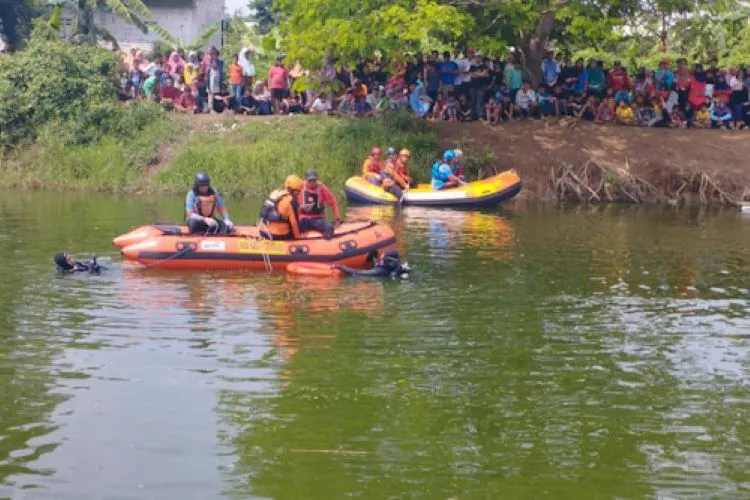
[1, 191, 749, 499]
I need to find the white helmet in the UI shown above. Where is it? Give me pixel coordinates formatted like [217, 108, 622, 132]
[453, 149, 463, 158]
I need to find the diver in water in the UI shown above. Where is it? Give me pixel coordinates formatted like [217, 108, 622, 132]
[333, 250, 411, 279]
[53, 252, 104, 274]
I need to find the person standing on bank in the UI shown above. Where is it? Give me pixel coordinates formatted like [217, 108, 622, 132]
[184, 172, 234, 234]
[297, 169, 342, 240]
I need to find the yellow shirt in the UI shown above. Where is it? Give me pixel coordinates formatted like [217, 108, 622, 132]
[616, 105, 633, 119]
[184, 63, 200, 86]
[696, 109, 709, 123]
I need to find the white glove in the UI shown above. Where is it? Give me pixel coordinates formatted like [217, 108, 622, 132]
[225, 219, 234, 231]
[204, 217, 218, 228]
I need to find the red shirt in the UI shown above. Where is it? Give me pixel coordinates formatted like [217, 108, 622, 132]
[159, 85, 181, 100]
[268, 65, 289, 89]
[297, 183, 340, 219]
[607, 69, 629, 92]
[179, 91, 196, 109]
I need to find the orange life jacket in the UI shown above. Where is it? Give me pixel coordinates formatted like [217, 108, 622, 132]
[363, 157, 382, 176]
[196, 194, 216, 217]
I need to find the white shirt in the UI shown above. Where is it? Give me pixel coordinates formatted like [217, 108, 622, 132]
[453, 57, 471, 85]
[515, 89, 537, 109]
[310, 97, 332, 113]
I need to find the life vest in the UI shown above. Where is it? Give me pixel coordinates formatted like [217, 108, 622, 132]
[301, 185, 325, 216]
[364, 157, 382, 174]
[192, 190, 217, 217]
[431, 160, 441, 180]
[432, 160, 453, 181]
[260, 189, 292, 222]
[394, 159, 409, 179]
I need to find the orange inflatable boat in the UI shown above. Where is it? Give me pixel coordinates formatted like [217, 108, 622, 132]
[116, 221, 396, 270]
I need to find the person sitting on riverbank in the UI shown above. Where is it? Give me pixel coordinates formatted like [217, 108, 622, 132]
[185, 172, 234, 235]
[362, 147, 384, 185]
[259, 175, 303, 240]
[297, 169, 341, 240]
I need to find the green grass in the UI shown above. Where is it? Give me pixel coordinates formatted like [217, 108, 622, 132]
[157, 112, 439, 197]
[1, 102, 178, 192]
[0, 110, 439, 196]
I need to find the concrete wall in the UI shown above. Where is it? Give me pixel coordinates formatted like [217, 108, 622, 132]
[60, 0, 224, 53]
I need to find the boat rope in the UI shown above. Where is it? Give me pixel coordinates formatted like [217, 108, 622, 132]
[140, 226, 218, 269]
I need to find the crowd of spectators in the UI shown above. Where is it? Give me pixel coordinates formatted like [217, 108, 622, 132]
[120, 46, 750, 130]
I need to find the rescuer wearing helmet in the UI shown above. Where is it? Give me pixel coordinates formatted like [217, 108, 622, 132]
[361, 147, 384, 185]
[259, 175, 303, 240]
[430, 150, 461, 190]
[184, 172, 234, 234]
[383, 148, 415, 199]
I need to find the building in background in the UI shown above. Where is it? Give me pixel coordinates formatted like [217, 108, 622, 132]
[60, 0, 224, 52]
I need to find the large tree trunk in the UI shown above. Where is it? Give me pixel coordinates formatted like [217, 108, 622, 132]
[518, 9, 556, 86]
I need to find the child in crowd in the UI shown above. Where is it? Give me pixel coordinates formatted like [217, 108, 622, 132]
[578, 95, 597, 121]
[670, 106, 686, 128]
[710, 97, 732, 129]
[445, 92, 459, 121]
[537, 85, 556, 117]
[633, 95, 655, 126]
[485, 95, 500, 124]
[596, 95, 614, 123]
[432, 93, 446, 121]
[694, 103, 711, 128]
[615, 99, 633, 124]
[567, 92, 585, 116]
[458, 94, 472, 121]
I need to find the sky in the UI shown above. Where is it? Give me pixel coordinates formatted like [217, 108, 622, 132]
[225, 0, 250, 16]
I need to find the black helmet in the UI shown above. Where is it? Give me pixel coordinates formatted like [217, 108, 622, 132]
[194, 171, 211, 187]
[54, 252, 73, 271]
[304, 169, 318, 181]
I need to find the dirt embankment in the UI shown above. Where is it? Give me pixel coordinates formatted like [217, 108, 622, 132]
[432, 120, 750, 204]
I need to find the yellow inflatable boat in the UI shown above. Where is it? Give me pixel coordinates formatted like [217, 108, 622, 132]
[344, 170, 522, 207]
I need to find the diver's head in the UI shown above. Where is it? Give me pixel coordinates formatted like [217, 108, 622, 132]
[54, 252, 75, 271]
[379, 250, 401, 270]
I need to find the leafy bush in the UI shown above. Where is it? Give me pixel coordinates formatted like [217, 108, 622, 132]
[0, 28, 168, 149]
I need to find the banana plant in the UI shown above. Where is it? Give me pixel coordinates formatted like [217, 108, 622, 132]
[47, 0, 154, 49]
[148, 21, 220, 52]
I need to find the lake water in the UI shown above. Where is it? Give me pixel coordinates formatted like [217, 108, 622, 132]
[1, 191, 749, 499]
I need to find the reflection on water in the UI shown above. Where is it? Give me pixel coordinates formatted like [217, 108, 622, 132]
[1, 193, 750, 498]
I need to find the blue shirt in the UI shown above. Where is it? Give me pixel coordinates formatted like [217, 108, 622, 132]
[655, 69, 674, 89]
[427, 71, 441, 93]
[541, 59, 559, 85]
[437, 61, 458, 85]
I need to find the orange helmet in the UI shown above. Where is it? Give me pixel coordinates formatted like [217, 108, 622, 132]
[370, 147, 382, 156]
[284, 174, 304, 191]
[399, 149, 411, 157]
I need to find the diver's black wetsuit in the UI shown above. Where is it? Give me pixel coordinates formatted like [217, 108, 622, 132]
[54, 253, 104, 274]
[332, 250, 411, 278]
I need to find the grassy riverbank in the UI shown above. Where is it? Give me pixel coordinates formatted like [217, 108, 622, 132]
[0, 112, 440, 196]
[4, 107, 750, 206]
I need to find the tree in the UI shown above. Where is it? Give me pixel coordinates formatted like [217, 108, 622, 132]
[0, 0, 35, 50]
[250, 0, 277, 34]
[273, 0, 471, 70]
[454, 0, 638, 84]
